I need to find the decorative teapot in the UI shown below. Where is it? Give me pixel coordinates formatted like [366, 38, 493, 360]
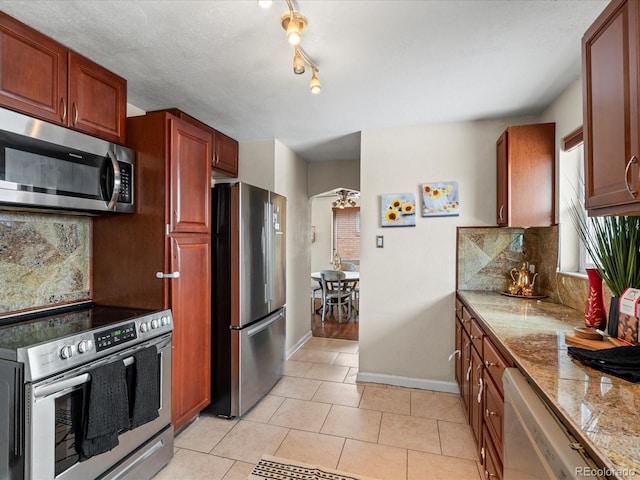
[509, 262, 538, 295]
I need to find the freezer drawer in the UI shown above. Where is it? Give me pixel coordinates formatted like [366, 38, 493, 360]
[231, 308, 286, 417]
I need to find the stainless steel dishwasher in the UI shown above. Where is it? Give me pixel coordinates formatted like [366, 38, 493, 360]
[502, 368, 602, 479]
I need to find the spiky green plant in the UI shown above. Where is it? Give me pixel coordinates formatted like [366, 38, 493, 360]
[569, 205, 640, 296]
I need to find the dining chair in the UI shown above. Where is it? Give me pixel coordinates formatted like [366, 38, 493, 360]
[338, 263, 358, 314]
[310, 281, 322, 313]
[318, 270, 356, 323]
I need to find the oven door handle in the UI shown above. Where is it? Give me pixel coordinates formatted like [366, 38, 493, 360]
[33, 356, 135, 399]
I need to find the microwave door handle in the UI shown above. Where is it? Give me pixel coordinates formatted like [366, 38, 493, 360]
[106, 150, 122, 211]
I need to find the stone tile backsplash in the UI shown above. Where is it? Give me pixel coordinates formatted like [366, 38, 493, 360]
[0, 211, 90, 314]
[457, 225, 590, 312]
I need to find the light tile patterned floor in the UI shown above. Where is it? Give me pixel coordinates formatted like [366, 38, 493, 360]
[154, 337, 482, 480]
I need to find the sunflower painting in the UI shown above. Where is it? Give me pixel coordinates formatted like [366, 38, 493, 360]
[421, 181, 459, 217]
[381, 193, 416, 227]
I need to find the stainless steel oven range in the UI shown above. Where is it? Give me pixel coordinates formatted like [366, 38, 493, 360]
[0, 302, 174, 480]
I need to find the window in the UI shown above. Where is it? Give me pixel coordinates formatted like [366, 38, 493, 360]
[558, 127, 588, 273]
[332, 207, 360, 262]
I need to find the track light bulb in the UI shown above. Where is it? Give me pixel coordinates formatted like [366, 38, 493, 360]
[293, 49, 305, 74]
[310, 70, 321, 94]
[287, 21, 301, 45]
[257, 0, 273, 8]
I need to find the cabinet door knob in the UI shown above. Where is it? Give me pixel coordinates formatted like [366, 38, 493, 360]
[624, 155, 638, 198]
[485, 409, 498, 418]
[485, 469, 496, 478]
[485, 360, 498, 368]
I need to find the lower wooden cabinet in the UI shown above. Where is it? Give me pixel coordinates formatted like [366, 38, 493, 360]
[483, 425, 503, 480]
[454, 294, 512, 477]
[169, 235, 211, 428]
[470, 345, 484, 458]
[483, 373, 504, 453]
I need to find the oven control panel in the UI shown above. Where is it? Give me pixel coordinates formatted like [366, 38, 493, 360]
[94, 322, 137, 352]
[18, 309, 173, 382]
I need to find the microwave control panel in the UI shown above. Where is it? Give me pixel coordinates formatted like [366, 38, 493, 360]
[118, 162, 132, 204]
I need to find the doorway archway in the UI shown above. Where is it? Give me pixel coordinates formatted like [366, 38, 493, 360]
[310, 188, 360, 340]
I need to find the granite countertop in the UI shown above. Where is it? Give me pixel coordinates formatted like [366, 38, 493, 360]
[457, 290, 640, 479]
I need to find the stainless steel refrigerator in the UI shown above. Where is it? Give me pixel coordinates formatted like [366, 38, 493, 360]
[208, 182, 286, 417]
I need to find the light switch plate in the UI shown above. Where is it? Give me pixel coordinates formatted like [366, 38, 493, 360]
[376, 235, 384, 248]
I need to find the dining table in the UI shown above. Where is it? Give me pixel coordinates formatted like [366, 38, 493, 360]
[311, 271, 359, 282]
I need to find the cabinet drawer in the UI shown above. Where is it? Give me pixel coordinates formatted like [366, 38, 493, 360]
[455, 297, 463, 319]
[484, 373, 504, 454]
[462, 305, 473, 334]
[483, 425, 503, 480]
[470, 318, 484, 355]
[455, 318, 463, 387]
[483, 336, 509, 393]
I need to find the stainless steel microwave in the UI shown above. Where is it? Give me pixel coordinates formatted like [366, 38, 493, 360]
[0, 107, 134, 214]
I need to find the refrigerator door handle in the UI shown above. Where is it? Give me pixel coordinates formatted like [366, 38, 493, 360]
[264, 201, 275, 303]
[262, 201, 268, 303]
[246, 310, 285, 337]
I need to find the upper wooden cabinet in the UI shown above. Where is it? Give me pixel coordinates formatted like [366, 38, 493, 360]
[68, 52, 127, 144]
[496, 123, 555, 227]
[169, 117, 212, 234]
[213, 130, 239, 177]
[0, 12, 126, 144]
[582, 0, 640, 215]
[158, 108, 239, 177]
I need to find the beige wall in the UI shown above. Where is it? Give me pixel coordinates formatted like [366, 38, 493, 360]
[357, 78, 583, 390]
[308, 160, 360, 197]
[310, 195, 362, 273]
[274, 140, 312, 353]
[238, 140, 312, 354]
[237, 140, 276, 191]
[310, 196, 335, 272]
[357, 115, 538, 390]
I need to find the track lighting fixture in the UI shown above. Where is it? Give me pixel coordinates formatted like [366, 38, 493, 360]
[282, 10, 306, 45]
[309, 68, 321, 94]
[293, 47, 305, 74]
[258, 0, 322, 94]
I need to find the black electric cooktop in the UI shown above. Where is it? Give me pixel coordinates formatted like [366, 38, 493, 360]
[0, 302, 155, 350]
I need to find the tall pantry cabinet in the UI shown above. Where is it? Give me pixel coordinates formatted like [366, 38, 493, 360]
[93, 111, 212, 431]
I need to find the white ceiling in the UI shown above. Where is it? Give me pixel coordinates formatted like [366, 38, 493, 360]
[0, 0, 608, 162]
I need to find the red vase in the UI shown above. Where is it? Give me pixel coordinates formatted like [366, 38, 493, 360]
[585, 268, 606, 329]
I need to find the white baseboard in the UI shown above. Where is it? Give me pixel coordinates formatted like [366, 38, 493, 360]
[356, 371, 459, 394]
[286, 331, 313, 360]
